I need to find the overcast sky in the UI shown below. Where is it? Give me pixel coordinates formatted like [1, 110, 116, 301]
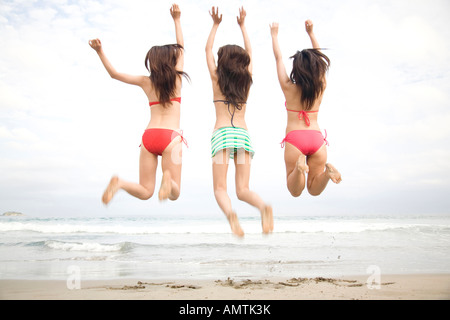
[1, 0, 450, 218]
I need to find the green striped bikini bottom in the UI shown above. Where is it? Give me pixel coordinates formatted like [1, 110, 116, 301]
[211, 127, 255, 159]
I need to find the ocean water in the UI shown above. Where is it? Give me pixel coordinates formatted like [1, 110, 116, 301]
[0, 214, 449, 281]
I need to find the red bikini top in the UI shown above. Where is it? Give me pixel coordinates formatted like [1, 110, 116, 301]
[149, 97, 181, 107]
[285, 102, 318, 127]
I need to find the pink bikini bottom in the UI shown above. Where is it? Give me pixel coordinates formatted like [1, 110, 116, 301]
[281, 130, 328, 156]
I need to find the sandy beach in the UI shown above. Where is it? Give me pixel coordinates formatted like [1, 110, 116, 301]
[1, 274, 449, 300]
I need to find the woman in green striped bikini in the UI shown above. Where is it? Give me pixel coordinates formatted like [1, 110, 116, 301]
[206, 6, 273, 237]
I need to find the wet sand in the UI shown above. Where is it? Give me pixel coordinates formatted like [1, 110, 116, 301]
[1, 274, 449, 300]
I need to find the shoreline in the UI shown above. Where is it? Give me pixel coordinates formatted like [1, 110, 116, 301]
[1, 273, 449, 300]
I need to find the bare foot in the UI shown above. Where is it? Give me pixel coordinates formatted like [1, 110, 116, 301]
[261, 205, 273, 234]
[297, 154, 309, 174]
[102, 176, 120, 205]
[325, 163, 342, 184]
[158, 170, 172, 201]
[227, 212, 244, 237]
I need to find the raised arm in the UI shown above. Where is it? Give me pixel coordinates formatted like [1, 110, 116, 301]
[237, 6, 252, 73]
[270, 23, 290, 90]
[205, 6, 222, 80]
[170, 4, 183, 47]
[170, 4, 184, 71]
[305, 19, 320, 49]
[89, 39, 146, 87]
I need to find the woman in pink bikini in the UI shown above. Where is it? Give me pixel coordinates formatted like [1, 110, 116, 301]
[270, 20, 341, 197]
[89, 4, 189, 205]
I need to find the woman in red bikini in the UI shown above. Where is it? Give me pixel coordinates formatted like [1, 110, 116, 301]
[89, 4, 189, 205]
[270, 20, 341, 197]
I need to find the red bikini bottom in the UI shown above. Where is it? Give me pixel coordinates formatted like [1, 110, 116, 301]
[141, 128, 187, 156]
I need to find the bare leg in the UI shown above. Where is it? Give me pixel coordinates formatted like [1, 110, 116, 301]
[307, 146, 341, 196]
[158, 170, 172, 201]
[261, 205, 274, 233]
[213, 149, 244, 237]
[234, 150, 273, 234]
[284, 143, 307, 197]
[159, 137, 183, 201]
[102, 145, 158, 205]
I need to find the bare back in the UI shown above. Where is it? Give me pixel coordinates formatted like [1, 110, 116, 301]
[140, 76, 183, 130]
[283, 79, 326, 133]
[211, 80, 247, 130]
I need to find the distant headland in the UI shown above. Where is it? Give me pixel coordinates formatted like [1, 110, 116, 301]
[2, 211, 25, 216]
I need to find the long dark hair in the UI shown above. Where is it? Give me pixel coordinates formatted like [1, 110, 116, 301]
[145, 44, 190, 107]
[290, 49, 330, 110]
[216, 45, 252, 126]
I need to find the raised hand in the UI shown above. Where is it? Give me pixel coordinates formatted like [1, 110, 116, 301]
[237, 6, 246, 26]
[305, 19, 320, 48]
[305, 19, 314, 35]
[170, 3, 181, 20]
[209, 6, 222, 25]
[89, 38, 102, 52]
[270, 22, 279, 37]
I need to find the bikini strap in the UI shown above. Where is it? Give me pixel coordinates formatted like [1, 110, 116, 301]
[285, 109, 315, 126]
[285, 102, 318, 127]
[149, 97, 181, 107]
[175, 130, 187, 148]
[299, 110, 312, 126]
[213, 99, 229, 105]
[213, 100, 246, 106]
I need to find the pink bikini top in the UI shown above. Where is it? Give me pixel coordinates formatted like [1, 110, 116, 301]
[149, 97, 181, 107]
[285, 102, 318, 126]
